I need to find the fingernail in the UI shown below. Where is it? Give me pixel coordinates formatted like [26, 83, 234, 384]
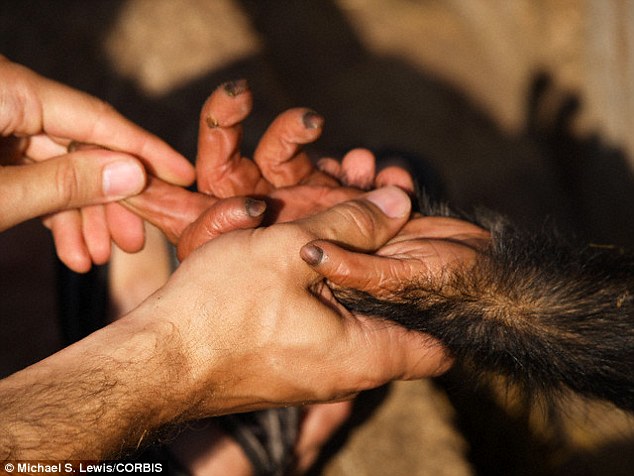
[300, 244, 324, 266]
[245, 198, 266, 217]
[364, 186, 411, 218]
[102, 161, 145, 198]
[223, 79, 248, 97]
[302, 110, 324, 130]
[205, 115, 219, 128]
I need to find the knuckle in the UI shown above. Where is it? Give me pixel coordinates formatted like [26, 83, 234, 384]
[276, 222, 316, 244]
[335, 201, 379, 239]
[54, 159, 81, 209]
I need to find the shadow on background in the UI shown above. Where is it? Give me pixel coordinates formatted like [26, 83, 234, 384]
[1, 1, 632, 474]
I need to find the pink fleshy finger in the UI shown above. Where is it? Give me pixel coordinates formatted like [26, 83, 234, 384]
[105, 203, 145, 254]
[375, 166, 415, 193]
[341, 148, 376, 190]
[196, 80, 266, 196]
[253, 108, 323, 187]
[81, 205, 111, 265]
[316, 158, 343, 181]
[177, 196, 267, 261]
[49, 210, 92, 273]
[22, 134, 68, 160]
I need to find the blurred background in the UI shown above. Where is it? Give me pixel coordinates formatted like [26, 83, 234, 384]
[1, 1, 633, 474]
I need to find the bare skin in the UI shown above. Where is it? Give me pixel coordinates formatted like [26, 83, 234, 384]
[305, 211, 634, 412]
[0, 68, 451, 460]
[302, 214, 490, 300]
[0, 56, 194, 272]
[123, 80, 414, 260]
[0, 187, 451, 459]
[123, 81, 417, 474]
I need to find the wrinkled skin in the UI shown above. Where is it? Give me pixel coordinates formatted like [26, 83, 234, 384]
[124, 80, 413, 260]
[305, 214, 490, 300]
[122, 81, 420, 475]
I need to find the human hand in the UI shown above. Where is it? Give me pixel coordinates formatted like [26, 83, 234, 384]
[124, 80, 414, 260]
[0, 57, 194, 272]
[129, 187, 450, 416]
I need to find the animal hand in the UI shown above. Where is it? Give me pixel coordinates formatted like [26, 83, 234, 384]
[302, 214, 490, 301]
[125, 81, 414, 260]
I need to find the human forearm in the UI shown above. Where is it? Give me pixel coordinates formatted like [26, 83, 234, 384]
[0, 312, 191, 459]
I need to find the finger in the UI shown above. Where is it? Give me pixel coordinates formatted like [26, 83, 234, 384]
[122, 176, 216, 244]
[253, 109, 324, 187]
[295, 402, 353, 473]
[296, 186, 412, 254]
[301, 241, 416, 298]
[38, 86, 194, 185]
[196, 80, 265, 196]
[22, 133, 67, 160]
[105, 203, 145, 253]
[81, 205, 111, 265]
[177, 197, 267, 261]
[0, 60, 194, 185]
[0, 149, 146, 232]
[375, 166, 415, 193]
[49, 210, 92, 273]
[387, 216, 490, 243]
[340, 148, 375, 189]
[316, 157, 342, 180]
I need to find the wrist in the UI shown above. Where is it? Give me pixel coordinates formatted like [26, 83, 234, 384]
[111, 304, 197, 425]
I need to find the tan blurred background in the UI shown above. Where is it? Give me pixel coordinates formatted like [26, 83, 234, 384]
[1, 1, 633, 474]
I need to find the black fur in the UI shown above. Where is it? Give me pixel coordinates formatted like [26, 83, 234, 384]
[334, 200, 634, 411]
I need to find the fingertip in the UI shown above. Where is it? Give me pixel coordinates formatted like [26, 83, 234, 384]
[245, 198, 267, 218]
[363, 186, 411, 218]
[316, 158, 342, 179]
[203, 79, 253, 128]
[106, 203, 146, 254]
[49, 212, 93, 273]
[302, 110, 324, 130]
[177, 196, 266, 260]
[341, 149, 376, 189]
[149, 149, 195, 187]
[102, 159, 146, 198]
[300, 243, 325, 266]
[375, 166, 415, 193]
[57, 245, 93, 274]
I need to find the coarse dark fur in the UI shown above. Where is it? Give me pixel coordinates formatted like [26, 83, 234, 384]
[334, 197, 634, 412]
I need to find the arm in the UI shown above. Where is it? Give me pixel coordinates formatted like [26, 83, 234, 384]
[0, 314, 185, 459]
[0, 188, 451, 459]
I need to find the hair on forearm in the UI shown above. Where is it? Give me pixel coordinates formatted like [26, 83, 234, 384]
[0, 357, 173, 460]
[334, 198, 634, 412]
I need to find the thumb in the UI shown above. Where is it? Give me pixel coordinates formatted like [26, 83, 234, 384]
[297, 186, 411, 260]
[177, 197, 267, 261]
[0, 149, 146, 231]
